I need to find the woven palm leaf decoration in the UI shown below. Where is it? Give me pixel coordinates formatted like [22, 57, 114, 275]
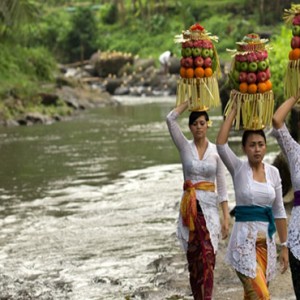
[174, 23, 221, 111]
[225, 33, 274, 130]
[283, 4, 300, 99]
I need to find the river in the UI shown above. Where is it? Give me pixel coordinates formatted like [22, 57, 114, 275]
[0, 96, 281, 299]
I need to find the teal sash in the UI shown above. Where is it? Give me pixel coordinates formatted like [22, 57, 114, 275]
[235, 205, 275, 239]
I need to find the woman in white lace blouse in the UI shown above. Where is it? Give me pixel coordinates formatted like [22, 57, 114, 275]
[216, 97, 288, 299]
[272, 89, 300, 300]
[166, 100, 229, 300]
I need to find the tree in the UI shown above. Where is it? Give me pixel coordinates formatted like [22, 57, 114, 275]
[64, 6, 98, 62]
[0, 0, 40, 39]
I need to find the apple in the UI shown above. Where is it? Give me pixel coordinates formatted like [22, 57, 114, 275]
[261, 50, 268, 59]
[181, 48, 188, 57]
[292, 25, 300, 36]
[183, 57, 194, 68]
[235, 61, 241, 71]
[293, 15, 300, 26]
[248, 62, 258, 72]
[183, 47, 192, 57]
[232, 70, 240, 82]
[257, 71, 267, 82]
[265, 58, 269, 67]
[240, 61, 248, 71]
[291, 36, 300, 49]
[182, 41, 194, 48]
[180, 58, 186, 67]
[247, 52, 257, 62]
[192, 47, 202, 57]
[235, 54, 247, 62]
[201, 48, 210, 58]
[209, 49, 214, 58]
[194, 56, 204, 67]
[247, 72, 257, 84]
[239, 71, 248, 82]
[202, 40, 213, 49]
[204, 57, 212, 68]
[265, 68, 271, 80]
[258, 60, 267, 71]
[256, 51, 264, 61]
[193, 40, 203, 48]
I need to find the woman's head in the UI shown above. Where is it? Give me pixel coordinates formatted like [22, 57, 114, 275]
[242, 130, 267, 164]
[242, 130, 266, 147]
[189, 111, 209, 126]
[188, 111, 209, 140]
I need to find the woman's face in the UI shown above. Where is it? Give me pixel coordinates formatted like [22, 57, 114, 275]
[189, 115, 208, 140]
[243, 133, 266, 164]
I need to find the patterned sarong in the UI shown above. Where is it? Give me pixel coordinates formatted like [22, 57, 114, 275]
[187, 206, 215, 300]
[236, 236, 270, 300]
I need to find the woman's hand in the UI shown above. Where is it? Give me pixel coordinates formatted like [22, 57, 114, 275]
[279, 246, 289, 274]
[295, 87, 300, 102]
[221, 217, 229, 239]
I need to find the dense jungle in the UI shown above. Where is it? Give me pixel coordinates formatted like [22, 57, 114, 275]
[0, 0, 296, 125]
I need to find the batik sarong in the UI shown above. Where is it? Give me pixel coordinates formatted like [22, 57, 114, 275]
[236, 236, 270, 300]
[186, 205, 215, 300]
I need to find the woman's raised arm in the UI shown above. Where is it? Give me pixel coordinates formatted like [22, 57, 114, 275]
[272, 88, 300, 129]
[216, 101, 237, 145]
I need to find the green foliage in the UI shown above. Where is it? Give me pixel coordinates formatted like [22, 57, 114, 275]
[0, 43, 56, 99]
[0, 0, 40, 35]
[269, 26, 291, 107]
[148, 14, 166, 34]
[100, 3, 118, 25]
[63, 7, 98, 62]
[28, 9, 71, 61]
[25, 47, 57, 80]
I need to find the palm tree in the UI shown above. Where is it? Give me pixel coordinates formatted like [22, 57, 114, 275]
[0, 0, 40, 38]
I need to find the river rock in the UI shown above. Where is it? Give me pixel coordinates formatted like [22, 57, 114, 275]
[114, 85, 130, 95]
[17, 112, 53, 125]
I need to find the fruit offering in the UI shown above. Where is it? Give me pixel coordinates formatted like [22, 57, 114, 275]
[174, 23, 221, 111]
[283, 4, 300, 99]
[229, 33, 272, 95]
[225, 33, 274, 130]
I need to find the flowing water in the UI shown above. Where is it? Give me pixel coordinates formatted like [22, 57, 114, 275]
[0, 96, 281, 299]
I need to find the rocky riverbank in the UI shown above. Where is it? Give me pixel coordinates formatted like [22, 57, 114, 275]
[0, 50, 230, 127]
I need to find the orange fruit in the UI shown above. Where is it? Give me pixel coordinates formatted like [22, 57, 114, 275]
[179, 67, 186, 78]
[248, 83, 258, 94]
[257, 82, 267, 93]
[194, 67, 205, 78]
[265, 80, 272, 91]
[291, 48, 300, 60]
[204, 67, 213, 77]
[289, 50, 294, 60]
[239, 82, 248, 93]
[186, 68, 195, 78]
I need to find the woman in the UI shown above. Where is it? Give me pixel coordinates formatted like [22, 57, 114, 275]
[272, 89, 300, 300]
[216, 96, 288, 299]
[166, 100, 229, 300]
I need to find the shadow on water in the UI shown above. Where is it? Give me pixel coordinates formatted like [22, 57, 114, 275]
[0, 96, 281, 299]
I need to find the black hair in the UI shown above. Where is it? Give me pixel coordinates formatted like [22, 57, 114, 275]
[242, 129, 266, 147]
[189, 111, 209, 125]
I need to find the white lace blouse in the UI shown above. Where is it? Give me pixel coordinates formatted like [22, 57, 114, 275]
[272, 123, 300, 260]
[166, 110, 228, 254]
[216, 143, 286, 280]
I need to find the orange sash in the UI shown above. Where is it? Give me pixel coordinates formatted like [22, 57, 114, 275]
[180, 180, 215, 231]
